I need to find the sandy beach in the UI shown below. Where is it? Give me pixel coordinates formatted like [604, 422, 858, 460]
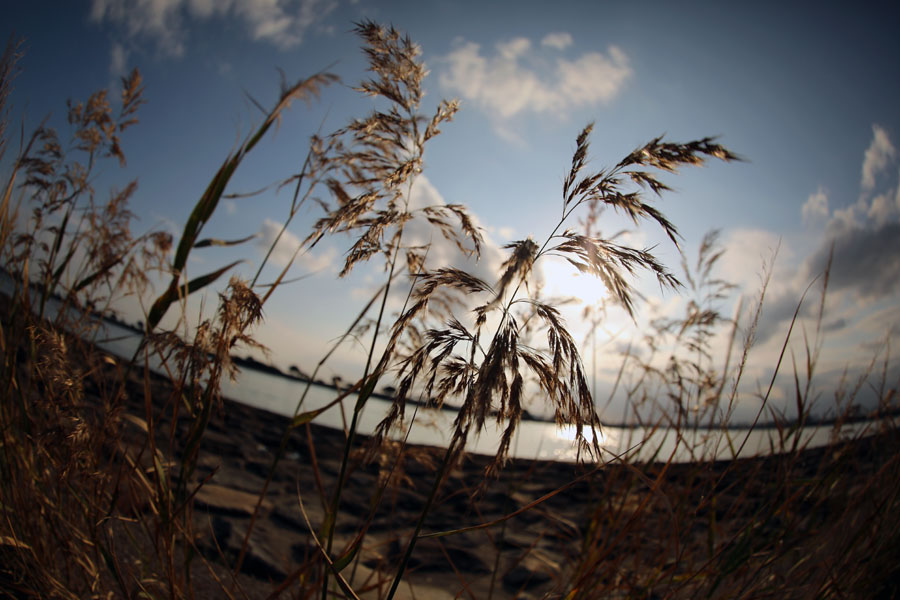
[98, 350, 900, 600]
[3, 292, 896, 599]
[114, 359, 596, 599]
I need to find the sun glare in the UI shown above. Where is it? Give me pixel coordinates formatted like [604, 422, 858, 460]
[541, 260, 608, 307]
[556, 423, 606, 445]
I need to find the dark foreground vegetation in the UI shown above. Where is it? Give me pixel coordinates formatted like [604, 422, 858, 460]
[1, 24, 898, 599]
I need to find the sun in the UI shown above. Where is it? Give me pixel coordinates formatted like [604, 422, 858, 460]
[556, 423, 608, 446]
[539, 259, 608, 308]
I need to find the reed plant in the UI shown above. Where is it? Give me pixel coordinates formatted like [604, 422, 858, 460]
[1, 21, 897, 600]
[564, 236, 900, 599]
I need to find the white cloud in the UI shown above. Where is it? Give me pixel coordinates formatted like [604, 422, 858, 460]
[867, 192, 895, 228]
[90, 0, 336, 61]
[346, 176, 510, 325]
[485, 225, 515, 241]
[256, 218, 335, 271]
[821, 128, 900, 237]
[825, 199, 865, 237]
[256, 219, 300, 266]
[772, 125, 900, 348]
[186, 0, 222, 18]
[861, 124, 896, 191]
[610, 125, 900, 421]
[895, 169, 900, 217]
[91, 0, 188, 57]
[896, 169, 900, 211]
[438, 35, 631, 126]
[497, 37, 531, 59]
[801, 187, 829, 226]
[406, 173, 445, 212]
[720, 228, 789, 293]
[404, 176, 506, 285]
[541, 32, 573, 50]
[558, 47, 630, 102]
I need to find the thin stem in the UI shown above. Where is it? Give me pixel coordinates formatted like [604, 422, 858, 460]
[250, 118, 327, 288]
[385, 433, 461, 600]
[231, 280, 388, 578]
[321, 223, 406, 598]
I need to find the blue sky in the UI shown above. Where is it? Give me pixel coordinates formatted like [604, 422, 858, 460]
[5, 0, 900, 423]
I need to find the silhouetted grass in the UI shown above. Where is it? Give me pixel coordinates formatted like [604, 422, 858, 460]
[1, 23, 897, 600]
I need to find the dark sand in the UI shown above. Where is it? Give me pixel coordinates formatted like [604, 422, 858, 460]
[98, 351, 897, 600]
[113, 360, 597, 599]
[2, 284, 889, 600]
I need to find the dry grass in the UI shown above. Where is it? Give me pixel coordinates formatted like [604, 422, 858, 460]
[1, 22, 898, 600]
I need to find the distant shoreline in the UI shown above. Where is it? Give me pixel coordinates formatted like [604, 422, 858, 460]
[82, 314, 900, 430]
[225, 356, 900, 431]
[224, 349, 900, 430]
[65, 312, 900, 431]
[3, 263, 894, 433]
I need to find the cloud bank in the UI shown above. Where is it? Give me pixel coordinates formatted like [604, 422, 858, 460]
[738, 124, 900, 349]
[810, 125, 900, 301]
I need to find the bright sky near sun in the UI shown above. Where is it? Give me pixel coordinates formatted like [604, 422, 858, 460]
[4, 0, 900, 423]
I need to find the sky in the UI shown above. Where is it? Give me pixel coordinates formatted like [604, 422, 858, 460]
[4, 0, 900, 424]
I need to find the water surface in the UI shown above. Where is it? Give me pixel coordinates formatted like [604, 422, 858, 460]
[5, 272, 876, 465]
[92, 318, 877, 463]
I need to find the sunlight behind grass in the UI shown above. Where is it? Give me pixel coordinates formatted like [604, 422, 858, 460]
[1, 23, 897, 600]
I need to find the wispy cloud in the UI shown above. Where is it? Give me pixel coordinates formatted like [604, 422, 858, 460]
[91, 0, 186, 57]
[720, 228, 790, 296]
[861, 124, 896, 191]
[90, 0, 336, 62]
[438, 33, 631, 134]
[109, 41, 129, 78]
[256, 218, 335, 271]
[541, 32, 573, 50]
